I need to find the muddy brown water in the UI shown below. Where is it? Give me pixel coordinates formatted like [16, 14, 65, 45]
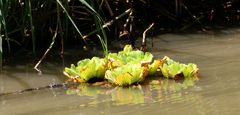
[1, 28, 240, 115]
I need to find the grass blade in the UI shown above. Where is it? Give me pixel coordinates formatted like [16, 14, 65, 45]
[26, 0, 36, 55]
[0, 25, 2, 68]
[0, 0, 11, 53]
[88, 0, 108, 55]
[56, 0, 87, 45]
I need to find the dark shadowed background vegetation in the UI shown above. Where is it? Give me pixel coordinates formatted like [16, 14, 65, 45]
[1, 0, 240, 67]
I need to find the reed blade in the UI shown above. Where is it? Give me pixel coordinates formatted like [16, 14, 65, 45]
[56, 0, 88, 45]
[0, 28, 2, 68]
[26, 0, 36, 55]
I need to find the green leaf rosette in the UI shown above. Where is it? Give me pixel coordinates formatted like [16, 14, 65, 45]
[107, 45, 153, 68]
[182, 63, 199, 78]
[105, 64, 147, 86]
[64, 57, 106, 82]
[105, 45, 162, 86]
[160, 56, 199, 79]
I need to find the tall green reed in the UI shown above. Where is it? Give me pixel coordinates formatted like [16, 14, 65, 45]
[1, 0, 114, 69]
[25, 0, 36, 55]
[0, 0, 23, 67]
[34, 0, 109, 71]
[0, 24, 2, 68]
[0, 0, 9, 67]
[88, 0, 108, 55]
[57, 0, 108, 54]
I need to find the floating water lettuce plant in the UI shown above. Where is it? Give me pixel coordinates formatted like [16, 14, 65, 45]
[105, 45, 161, 86]
[107, 45, 154, 69]
[105, 64, 147, 86]
[63, 45, 198, 86]
[160, 56, 199, 79]
[63, 57, 106, 83]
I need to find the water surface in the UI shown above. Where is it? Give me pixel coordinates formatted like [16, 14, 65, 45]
[1, 28, 240, 115]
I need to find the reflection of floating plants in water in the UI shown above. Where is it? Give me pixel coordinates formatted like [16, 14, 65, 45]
[66, 84, 145, 105]
[148, 77, 200, 104]
[66, 78, 198, 105]
[66, 83, 107, 97]
[64, 45, 199, 86]
[111, 87, 144, 105]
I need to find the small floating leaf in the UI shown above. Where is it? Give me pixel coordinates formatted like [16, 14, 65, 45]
[182, 63, 199, 78]
[148, 60, 162, 75]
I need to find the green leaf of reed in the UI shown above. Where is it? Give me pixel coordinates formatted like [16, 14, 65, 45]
[56, 0, 87, 44]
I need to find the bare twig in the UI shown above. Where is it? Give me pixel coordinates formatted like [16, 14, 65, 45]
[34, 25, 58, 75]
[34, 3, 60, 74]
[83, 9, 132, 39]
[142, 23, 154, 51]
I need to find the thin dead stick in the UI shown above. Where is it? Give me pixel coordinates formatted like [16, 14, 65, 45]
[34, 9, 131, 74]
[142, 23, 154, 51]
[34, 5, 60, 74]
[83, 8, 132, 39]
[34, 26, 58, 74]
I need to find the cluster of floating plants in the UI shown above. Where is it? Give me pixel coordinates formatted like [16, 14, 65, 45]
[63, 45, 199, 86]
